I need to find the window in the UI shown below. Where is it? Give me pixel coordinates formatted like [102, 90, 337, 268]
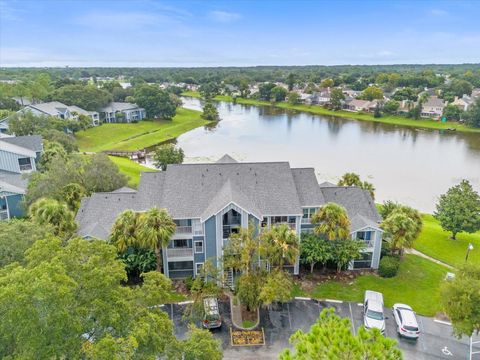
[353, 252, 373, 269]
[192, 219, 203, 235]
[168, 239, 191, 248]
[261, 217, 268, 228]
[356, 231, 372, 241]
[168, 261, 193, 271]
[195, 263, 204, 276]
[302, 208, 318, 223]
[194, 240, 203, 254]
[18, 158, 32, 171]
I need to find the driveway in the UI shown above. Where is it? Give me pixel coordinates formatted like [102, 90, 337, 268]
[164, 299, 480, 360]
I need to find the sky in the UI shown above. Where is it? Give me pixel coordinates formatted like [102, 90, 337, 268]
[0, 0, 479, 67]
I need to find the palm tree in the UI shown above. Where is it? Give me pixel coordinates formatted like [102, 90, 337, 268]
[381, 210, 418, 256]
[29, 198, 76, 238]
[311, 203, 350, 241]
[260, 224, 299, 269]
[109, 209, 140, 253]
[61, 183, 86, 212]
[136, 208, 176, 272]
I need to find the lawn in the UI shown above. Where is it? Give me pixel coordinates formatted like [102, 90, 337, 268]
[76, 108, 209, 152]
[182, 91, 480, 134]
[414, 214, 480, 267]
[108, 156, 156, 188]
[309, 255, 448, 316]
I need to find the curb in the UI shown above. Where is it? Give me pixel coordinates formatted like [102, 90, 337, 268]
[229, 294, 260, 330]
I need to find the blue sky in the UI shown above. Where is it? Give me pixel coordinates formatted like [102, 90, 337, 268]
[0, 0, 479, 67]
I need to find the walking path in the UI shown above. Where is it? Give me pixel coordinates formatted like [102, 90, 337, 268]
[405, 248, 456, 270]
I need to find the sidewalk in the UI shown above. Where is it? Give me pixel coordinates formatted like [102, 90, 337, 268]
[405, 248, 455, 270]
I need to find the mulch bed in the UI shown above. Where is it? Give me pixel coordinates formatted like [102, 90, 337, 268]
[296, 269, 377, 293]
[230, 328, 265, 346]
[241, 305, 257, 323]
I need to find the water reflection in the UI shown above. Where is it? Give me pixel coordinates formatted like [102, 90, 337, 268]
[175, 97, 480, 212]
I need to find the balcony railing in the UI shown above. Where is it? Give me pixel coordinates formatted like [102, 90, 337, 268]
[301, 218, 311, 224]
[0, 210, 9, 221]
[166, 248, 193, 258]
[175, 226, 192, 235]
[358, 240, 375, 248]
[19, 164, 32, 171]
[223, 224, 240, 239]
[260, 222, 296, 232]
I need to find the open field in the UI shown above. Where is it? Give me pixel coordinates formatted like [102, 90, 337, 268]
[308, 255, 447, 316]
[414, 214, 480, 267]
[76, 108, 209, 152]
[182, 91, 480, 133]
[108, 156, 156, 188]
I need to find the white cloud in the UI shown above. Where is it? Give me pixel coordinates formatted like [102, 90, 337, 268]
[429, 9, 448, 16]
[209, 10, 241, 23]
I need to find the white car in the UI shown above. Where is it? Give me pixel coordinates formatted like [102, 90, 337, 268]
[392, 303, 420, 339]
[363, 290, 385, 334]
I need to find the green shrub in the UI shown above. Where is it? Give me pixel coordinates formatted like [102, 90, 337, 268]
[378, 256, 400, 278]
[185, 276, 194, 290]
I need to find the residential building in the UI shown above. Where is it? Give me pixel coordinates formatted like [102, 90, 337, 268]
[421, 96, 446, 119]
[451, 95, 474, 112]
[0, 135, 43, 220]
[344, 99, 372, 112]
[100, 102, 146, 123]
[76, 155, 383, 279]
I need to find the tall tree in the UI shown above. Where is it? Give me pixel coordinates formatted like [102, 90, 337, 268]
[201, 102, 220, 121]
[178, 325, 223, 360]
[359, 86, 384, 101]
[133, 84, 178, 119]
[330, 88, 345, 110]
[441, 263, 480, 337]
[331, 239, 363, 273]
[338, 172, 376, 200]
[270, 86, 288, 102]
[434, 180, 480, 240]
[300, 233, 332, 273]
[311, 203, 351, 241]
[109, 210, 140, 253]
[381, 210, 419, 255]
[280, 308, 402, 359]
[153, 143, 185, 171]
[83, 153, 128, 193]
[28, 198, 76, 238]
[136, 208, 176, 272]
[260, 224, 299, 269]
[465, 98, 480, 128]
[51, 84, 112, 111]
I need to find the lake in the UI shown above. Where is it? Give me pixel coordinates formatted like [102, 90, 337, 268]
[170, 97, 480, 212]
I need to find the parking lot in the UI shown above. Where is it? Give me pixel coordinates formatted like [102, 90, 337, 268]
[163, 299, 480, 360]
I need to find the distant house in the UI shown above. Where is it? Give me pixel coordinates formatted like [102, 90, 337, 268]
[23, 101, 99, 124]
[450, 95, 473, 112]
[0, 135, 43, 220]
[397, 100, 417, 114]
[344, 99, 372, 112]
[317, 88, 331, 105]
[100, 102, 146, 123]
[421, 96, 446, 119]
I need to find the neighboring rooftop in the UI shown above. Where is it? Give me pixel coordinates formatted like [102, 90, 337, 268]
[101, 102, 144, 112]
[0, 135, 43, 153]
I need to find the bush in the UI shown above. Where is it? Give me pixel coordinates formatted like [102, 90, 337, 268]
[378, 256, 400, 278]
[185, 276, 194, 291]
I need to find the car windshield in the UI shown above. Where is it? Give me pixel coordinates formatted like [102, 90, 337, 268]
[367, 309, 384, 320]
[404, 325, 418, 332]
[205, 313, 220, 322]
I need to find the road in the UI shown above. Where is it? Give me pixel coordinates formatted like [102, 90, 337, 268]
[163, 299, 480, 359]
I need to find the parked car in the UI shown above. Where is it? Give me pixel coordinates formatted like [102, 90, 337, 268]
[392, 303, 420, 339]
[203, 297, 222, 329]
[363, 290, 385, 334]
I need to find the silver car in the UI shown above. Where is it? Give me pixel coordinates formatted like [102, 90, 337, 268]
[363, 290, 386, 334]
[203, 297, 222, 329]
[392, 303, 420, 339]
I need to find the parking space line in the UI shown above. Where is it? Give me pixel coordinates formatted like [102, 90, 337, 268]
[294, 296, 312, 301]
[434, 319, 452, 326]
[178, 300, 194, 305]
[170, 304, 174, 320]
[348, 302, 356, 336]
[286, 302, 292, 330]
[325, 299, 343, 303]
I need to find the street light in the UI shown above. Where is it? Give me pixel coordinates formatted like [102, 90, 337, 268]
[465, 243, 474, 262]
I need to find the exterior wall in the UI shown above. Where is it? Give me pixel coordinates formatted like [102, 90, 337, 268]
[348, 227, 383, 270]
[0, 194, 25, 220]
[193, 235, 206, 277]
[204, 215, 217, 267]
[0, 149, 36, 173]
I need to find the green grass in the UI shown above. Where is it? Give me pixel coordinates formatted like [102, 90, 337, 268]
[182, 91, 480, 134]
[414, 214, 480, 267]
[108, 156, 156, 188]
[76, 108, 210, 152]
[310, 255, 447, 316]
[242, 320, 256, 328]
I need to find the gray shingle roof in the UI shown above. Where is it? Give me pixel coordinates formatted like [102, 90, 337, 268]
[77, 158, 382, 239]
[0, 170, 28, 193]
[217, 154, 238, 163]
[291, 168, 325, 206]
[320, 186, 382, 230]
[1, 135, 43, 152]
[101, 102, 143, 113]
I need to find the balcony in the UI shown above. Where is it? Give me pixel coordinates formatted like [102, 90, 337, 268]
[301, 218, 311, 224]
[359, 240, 375, 248]
[0, 210, 8, 221]
[260, 222, 296, 232]
[166, 248, 193, 258]
[175, 226, 192, 235]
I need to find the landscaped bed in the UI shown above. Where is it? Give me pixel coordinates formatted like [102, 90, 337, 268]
[230, 328, 265, 346]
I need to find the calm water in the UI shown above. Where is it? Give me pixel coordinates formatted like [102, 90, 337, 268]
[170, 97, 480, 212]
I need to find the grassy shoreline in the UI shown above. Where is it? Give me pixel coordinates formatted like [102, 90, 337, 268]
[108, 156, 156, 188]
[182, 91, 480, 134]
[76, 107, 210, 152]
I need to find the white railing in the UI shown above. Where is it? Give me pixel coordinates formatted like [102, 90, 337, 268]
[167, 248, 193, 258]
[175, 226, 192, 235]
[260, 222, 296, 232]
[0, 210, 9, 221]
[19, 164, 32, 171]
[301, 218, 311, 224]
[359, 240, 375, 248]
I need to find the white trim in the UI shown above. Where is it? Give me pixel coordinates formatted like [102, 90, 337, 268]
[201, 200, 262, 223]
[194, 240, 204, 254]
[350, 225, 383, 234]
[195, 262, 204, 277]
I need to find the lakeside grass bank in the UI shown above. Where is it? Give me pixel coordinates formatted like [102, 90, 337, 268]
[76, 107, 209, 152]
[182, 91, 480, 134]
[108, 156, 156, 188]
